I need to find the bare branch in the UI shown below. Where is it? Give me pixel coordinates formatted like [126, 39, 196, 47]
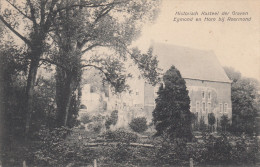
[44, 0, 59, 32]
[5, 0, 34, 21]
[53, 1, 124, 14]
[39, 58, 67, 70]
[0, 15, 32, 46]
[82, 64, 109, 80]
[27, 0, 38, 27]
[81, 43, 100, 54]
[94, 5, 114, 23]
[40, 0, 48, 26]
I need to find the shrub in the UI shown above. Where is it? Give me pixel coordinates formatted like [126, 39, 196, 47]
[80, 114, 92, 124]
[102, 130, 138, 143]
[220, 115, 230, 133]
[129, 117, 148, 133]
[154, 140, 190, 166]
[93, 124, 102, 134]
[105, 110, 118, 130]
[199, 116, 207, 132]
[230, 136, 259, 164]
[28, 127, 96, 167]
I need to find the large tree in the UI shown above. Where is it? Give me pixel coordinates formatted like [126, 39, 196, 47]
[224, 67, 259, 135]
[0, 0, 89, 134]
[45, 0, 161, 127]
[153, 66, 192, 142]
[0, 0, 161, 132]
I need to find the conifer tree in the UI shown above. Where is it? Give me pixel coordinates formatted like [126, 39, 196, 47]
[153, 66, 192, 141]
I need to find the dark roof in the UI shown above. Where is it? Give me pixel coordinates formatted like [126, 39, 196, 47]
[152, 43, 231, 83]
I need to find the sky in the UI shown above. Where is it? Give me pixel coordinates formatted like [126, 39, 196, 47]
[133, 0, 260, 81]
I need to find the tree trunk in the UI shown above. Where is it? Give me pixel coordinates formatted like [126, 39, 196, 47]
[56, 68, 74, 127]
[64, 84, 73, 127]
[25, 56, 40, 135]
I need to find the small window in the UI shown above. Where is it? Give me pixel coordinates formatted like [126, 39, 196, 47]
[208, 102, 211, 112]
[224, 103, 228, 113]
[202, 91, 205, 99]
[90, 85, 96, 93]
[196, 101, 200, 112]
[202, 102, 206, 112]
[208, 92, 211, 99]
[220, 103, 223, 113]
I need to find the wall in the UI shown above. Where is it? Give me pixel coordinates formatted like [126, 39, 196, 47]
[185, 79, 232, 126]
[142, 79, 232, 126]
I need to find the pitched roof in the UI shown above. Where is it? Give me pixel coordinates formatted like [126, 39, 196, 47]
[152, 43, 231, 83]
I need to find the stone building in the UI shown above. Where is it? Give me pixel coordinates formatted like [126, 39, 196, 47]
[143, 43, 232, 126]
[80, 43, 232, 129]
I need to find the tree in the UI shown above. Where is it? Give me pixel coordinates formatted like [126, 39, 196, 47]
[48, 0, 161, 126]
[220, 115, 230, 133]
[1, 0, 161, 132]
[153, 66, 192, 142]
[224, 67, 259, 135]
[1, 0, 98, 135]
[129, 117, 148, 133]
[208, 113, 216, 132]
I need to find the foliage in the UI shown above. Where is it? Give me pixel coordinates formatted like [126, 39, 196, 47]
[28, 127, 96, 167]
[208, 113, 216, 126]
[102, 130, 138, 143]
[208, 113, 216, 132]
[105, 143, 132, 163]
[129, 117, 148, 133]
[87, 114, 105, 134]
[220, 115, 230, 133]
[199, 116, 207, 132]
[26, 128, 259, 167]
[224, 67, 259, 135]
[155, 140, 190, 166]
[1, 0, 161, 135]
[105, 110, 118, 130]
[153, 66, 192, 142]
[0, 46, 28, 140]
[80, 114, 92, 124]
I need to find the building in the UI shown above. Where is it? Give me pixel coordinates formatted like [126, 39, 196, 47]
[80, 43, 232, 129]
[144, 43, 232, 126]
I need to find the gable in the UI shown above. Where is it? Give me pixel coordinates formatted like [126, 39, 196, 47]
[152, 43, 231, 83]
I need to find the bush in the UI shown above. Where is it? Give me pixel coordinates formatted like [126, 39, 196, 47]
[28, 127, 96, 167]
[80, 114, 92, 124]
[129, 117, 148, 133]
[105, 110, 118, 130]
[102, 130, 138, 143]
[154, 140, 190, 166]
[93, 124, 102, 134]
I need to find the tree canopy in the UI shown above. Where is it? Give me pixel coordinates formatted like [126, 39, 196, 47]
[0, 0, 161, 132]
[224, 67, 260, 135]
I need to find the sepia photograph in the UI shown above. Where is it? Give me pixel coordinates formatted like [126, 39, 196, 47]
[0, 0, 259, 166]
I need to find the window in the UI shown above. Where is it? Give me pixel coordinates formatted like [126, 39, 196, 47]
[90, 85, 96, 93]
[219, 103, 223, 113]
[208, 102, 211, 112]
[202, 102, 206, 112]
[202, 91, 205, 99]
[208, 92, 211, 100]
[224, 103, 228, 113]
[196, 101, 200, 112]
